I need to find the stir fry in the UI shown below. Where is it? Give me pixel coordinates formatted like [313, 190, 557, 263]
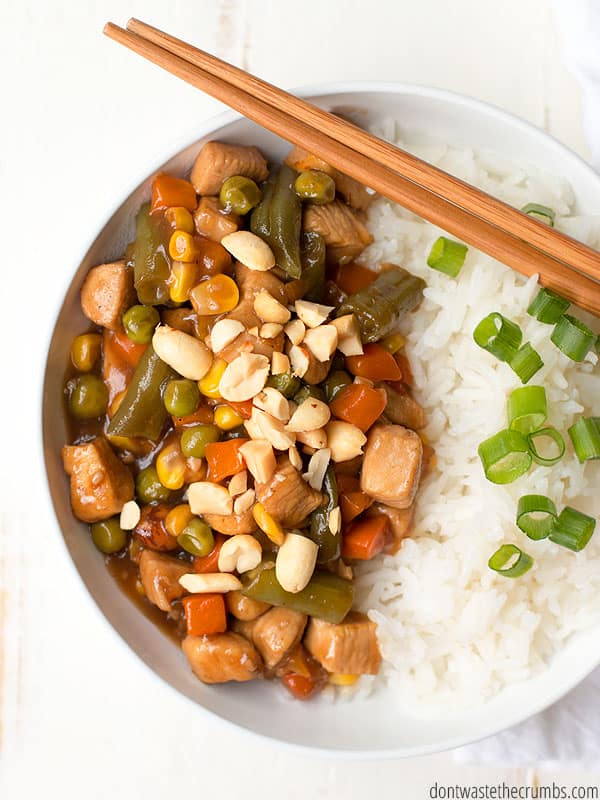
[62, 140, 427, 698]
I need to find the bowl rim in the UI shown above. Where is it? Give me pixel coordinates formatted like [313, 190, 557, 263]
[41, 80, 600, 759]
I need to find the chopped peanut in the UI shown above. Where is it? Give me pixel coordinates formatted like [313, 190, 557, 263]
[331, 314, 363, 356]
[221, 231, 275, 272]
[188, 482, 233, 516]
[210, 319, 245, 353]
[219, 353, 270, 402]
[294, 300, 334, 328]
[253, 291, 291, 324]
[284, 318, 306, 345]
[287, 398, 331, 432]
[271, 352, 291, 375]
[303, 325, 338, 362]
[253, 387, 290, 422]
[239, 440, 276, 484]
[233, 488, 256, 514]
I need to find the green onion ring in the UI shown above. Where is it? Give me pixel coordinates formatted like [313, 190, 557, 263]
[488, 544, 534, 578]
[567, 417, 600, 463]
[516, 494, 558, 540]
[550, 314, 596, 362]
[521, 203, 556, 227]
[527, 287, 569, 324]
[509, 343, 544, 384]
[473, 313, 523, 362]
[526, 427, 566, 467]
[478, 429, 532, 484]
[507, 385, 547, 435]
[549, 507, 596, 552]
[427, 236, 468, 278]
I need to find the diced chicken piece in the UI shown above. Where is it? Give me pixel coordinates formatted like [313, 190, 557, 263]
[285, 146, 374, 211]
[161, 307, 201, 338]
[226, 590, 271, 621]
[304, 612, 381, 675]
[304, 200, 373, 264]
[254, 456, 323, 527]
[218, 330, 284, 364]
[224, 262, 288, 331]
[190, 141, 269, 196]
[233, 607, 307, 669]
[182, 632, 263, 684]
[139, 550, 188, 612]
[193, 196, 239, 242]
[368, 503, 414, 554]
[80, 260, 135, 330]
[303, 351, 332, 385]
[62, 438, 134, 523]
[133, 504, 178, 551]
[202, 508, 258, 536]
[360, 424, 422, 509]
[380, 384, 426, 430]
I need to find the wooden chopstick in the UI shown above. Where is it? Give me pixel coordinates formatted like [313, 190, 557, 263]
[103, 22, 600, 316]
[126, 18, 600, 287]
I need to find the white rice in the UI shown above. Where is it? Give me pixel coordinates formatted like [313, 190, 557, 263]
[348, 121, 600, 707]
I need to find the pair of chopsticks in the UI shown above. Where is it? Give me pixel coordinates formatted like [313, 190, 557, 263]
[104, 19, 600, 317]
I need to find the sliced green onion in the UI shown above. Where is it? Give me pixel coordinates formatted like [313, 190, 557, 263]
[478, 429, 532, 484]
[507, 385, 547, 435]
[516, 494, 558, 540]
[527, 287, 570, 324]
[568, 417, 600, 463]
[509, 343, 544, 383]
[473, 313, 523, 363]
[550, 314, 597, 361]
[549, 507, 596, 552]
[521, 202, 555, 227]
[427, 236, 468, 277]
[488, 544, 534, 578]
[526, 427, 565, 466]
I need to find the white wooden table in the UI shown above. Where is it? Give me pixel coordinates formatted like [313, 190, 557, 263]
[1, 1, 598, 796]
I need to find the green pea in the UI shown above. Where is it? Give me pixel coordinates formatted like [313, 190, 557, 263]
[68, 374, 108, 419]
[323, 370, 352, 403]
[177, 517, 214, 557]
[136, 466, 171, 504]
[267, 371, 301, 398]
[294, 170, 336, 205]
[180, 424, 220, 458]
[219, 175, 262, 215]
[293, 384, 326, 405]
[122, 304, 160, 344]
[164, 379, 200, 417]
[90, 517, 127, 554]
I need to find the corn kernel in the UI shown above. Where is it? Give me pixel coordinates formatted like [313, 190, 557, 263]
[156, 442, 187, 490]
[165, 206, 194, 234]
[329, 673, 360, 687]
[198, 358, 227, 399]
[169, 261, 201, 304]
[189, 274, 239, 315]
[381, 333, 406, 353]
[252, 502, 285, 546]
[109, 390, 126, 418]
[70, 333, 102, 372]
[169, 230, 197, 262]
[165, 503, 194, 538]
[214, 405, 244, 430]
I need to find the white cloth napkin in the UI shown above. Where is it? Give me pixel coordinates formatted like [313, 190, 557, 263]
[456, 0, 600, 766]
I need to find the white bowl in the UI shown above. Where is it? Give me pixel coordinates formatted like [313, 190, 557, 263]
[42, 82, 600, 757]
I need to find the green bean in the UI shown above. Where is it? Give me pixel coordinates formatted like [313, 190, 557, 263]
[309, 467, 340, 564]
[323, 370, 352, 403]
[106, 346, 177, 440]
[337, 267, 425, 343]
[251, 166, 302, 278]
[267, 371, 301, 398]
[241, 566, 353, 624]
[132, 203, 171, 305]
[300, 231, 326, 303]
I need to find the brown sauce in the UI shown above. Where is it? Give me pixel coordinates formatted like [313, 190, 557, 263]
[105, 552, 184, 646]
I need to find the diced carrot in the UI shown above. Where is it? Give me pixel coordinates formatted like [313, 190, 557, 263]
[334, 262, 377, 295]
[205, 438, 249, 483]
[395, 353, 413, 386]
[182, 593, 227, 636]
[226, 400, 253, 420]
[330, 383, 387, 433]
[341, 515, 389, 560]
[172, 405, 215, 429]
[108, 327, 148, 369]
[336, 474, 373, 524]
[282, 673, 319, 700]
[346, 343, 402, 382]
[193, 534, 226, 573]
[151, 173, 197, 213]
